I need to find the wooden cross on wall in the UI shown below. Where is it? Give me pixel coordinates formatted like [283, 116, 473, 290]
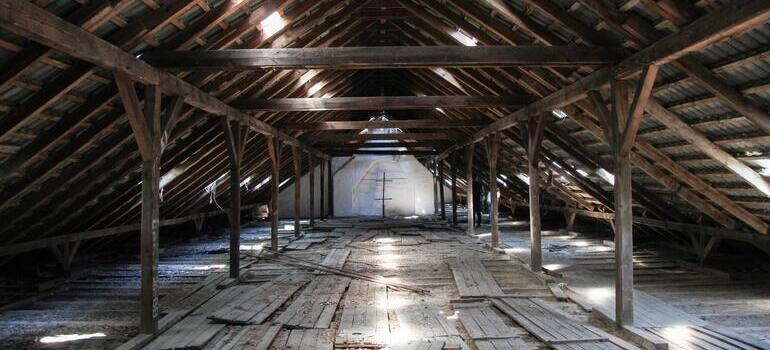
[362, 172, 407, 217]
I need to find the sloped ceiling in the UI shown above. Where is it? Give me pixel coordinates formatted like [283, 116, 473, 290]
[0, 0, 768, 259]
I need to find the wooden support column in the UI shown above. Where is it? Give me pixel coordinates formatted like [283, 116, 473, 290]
[114, 72, 163, 334]
[309, 154, 315, 226]
[319, 159, 325, 219]
[565, 210, 577, 232]
[433, 160, 439, 215]
[327, 158, 334, 218]
[466, 144, 475, 234]
[221, 118, 246, 279]
[439, 160, 446, 220]
[592, 65, 659, 327]
[292, 146, 302, 237]
[525, 115, 547, 271]
[266, 136, 280, 251]
[451, 154, 458, 226]
[487, 133, 501, 247]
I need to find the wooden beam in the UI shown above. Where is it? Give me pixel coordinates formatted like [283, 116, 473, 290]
[437, 0, 770, 159]
[487, 133, 501, 247]
[266, 136, 280, 251]
[320, 158, 325, 220]
[451, 154, 458, 225]
[291, 146, 301, 237]
[327, 150, 438, 156]
[308, 154, 315, 227]
[114, 74, 162, 334]
[327, 158, 334, 218]
[466, 144, 475, 235]
[142, 46, 624, 70]
[620, 65, 659, 155]
[308, 132, 454, 142]
[0, 0, 327, 159]
[281, 119, 488, 130]
[526, 114, 547, 271]
[316, 141, 444, 149]
[439, 160, 446, 220]
[221, 118, 243, 278]
[235, 95, 525, 111]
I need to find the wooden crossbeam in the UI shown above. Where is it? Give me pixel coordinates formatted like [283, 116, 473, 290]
[315, 141, 444, 149]
[0, 0, 326, 159]
[308, 132, 455, 142]
[281, 119, 488, 130]
[141, 46, 624, 70]
[328, 150, 438, 156]
[234, 95, 524, 111]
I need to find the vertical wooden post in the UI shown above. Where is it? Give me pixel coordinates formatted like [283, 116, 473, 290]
[591, 65, 659, 326]
[320, 159, 325, 220]
[565, 210, 577, 233]
[266, 136, 280, 251]
[438, 160, 446, 220]
[221, 118, 244, 279]
[309, 154, 315, 226]
[292, 146, 302, 237]
[432, 160, 439, 215]
[526, 114, 547, 272]
[487, 133, 501, 247]
[327, 158, 334, 218]
[451, 153, 458, 226]
[115, 72, 162, 334]
[466, 144, 475, 235]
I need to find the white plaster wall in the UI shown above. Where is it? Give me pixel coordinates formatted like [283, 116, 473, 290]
[279, 155, 452, 218]
[278, 165, 325, 219]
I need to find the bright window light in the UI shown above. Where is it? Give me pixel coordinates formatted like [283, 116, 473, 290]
[308, 81, 324, 96]
[597, 168, 615, 185]
[576, 168, 589, 177]
[240, 176, 252, 187]
[552, 109, 568, 119]
[260, 11, 286, 37]
[160, 165, 187, 189]
[432, 68, 465, 93]
[499, 173, 508, 180]
[435, 107, 445, 114]
[516, 173, 530, 185]
[751, 158, 770, 176]
[279, 178, 290, 187]
[450, 30, 477, 46]
[40, 333, 106, 344]
[254, 176, 271, 191]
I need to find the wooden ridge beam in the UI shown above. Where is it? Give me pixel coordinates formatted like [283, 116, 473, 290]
[234, 95, 525, 111]
[0, 0, 327, 159]
[141, 46, 624, 70]
[281, 119, 488, 130]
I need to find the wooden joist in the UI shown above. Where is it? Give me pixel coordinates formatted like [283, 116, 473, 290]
[280, 119, 488, 130]
[142, 46, 625, 70]
[437, 0, 770, 159]
[308, 132, 456, 142]
[0, 0, 327, 159]
[234, 95, 525, 111]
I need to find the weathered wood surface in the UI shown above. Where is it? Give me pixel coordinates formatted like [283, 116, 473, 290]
[335, 280, 389, 346]
[452, 301, 525, 340]
[275, 275, 351, 328]
[208, 274, 308, 324]
[235, 95, 524, 111]
[274, 329, 334, 350]
[317, 248, 350, 271]
[447, 257, 505, 297]
[286, 237, 327, 250]
[492, 298, 610, 347]
[143, 46, 624, 70]
[203, 324, 281, 350]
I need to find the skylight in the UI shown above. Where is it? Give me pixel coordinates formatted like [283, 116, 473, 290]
[260, 11, 286, 37]
[597, 168, 615, 185]
[576, 168, 589, 177]
[751, 158, 770, 176]
[307, 81, 324, 96]
[40, 333, 106, 344]
[516, 173, 530, 185]
[552, 109, 568, 119]
[450, 30, 477, 46]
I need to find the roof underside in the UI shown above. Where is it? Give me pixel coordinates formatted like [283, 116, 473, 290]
[0, 0, 768, 257]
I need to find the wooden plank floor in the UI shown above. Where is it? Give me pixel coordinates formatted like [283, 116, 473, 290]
[5, 217, 767, 350]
